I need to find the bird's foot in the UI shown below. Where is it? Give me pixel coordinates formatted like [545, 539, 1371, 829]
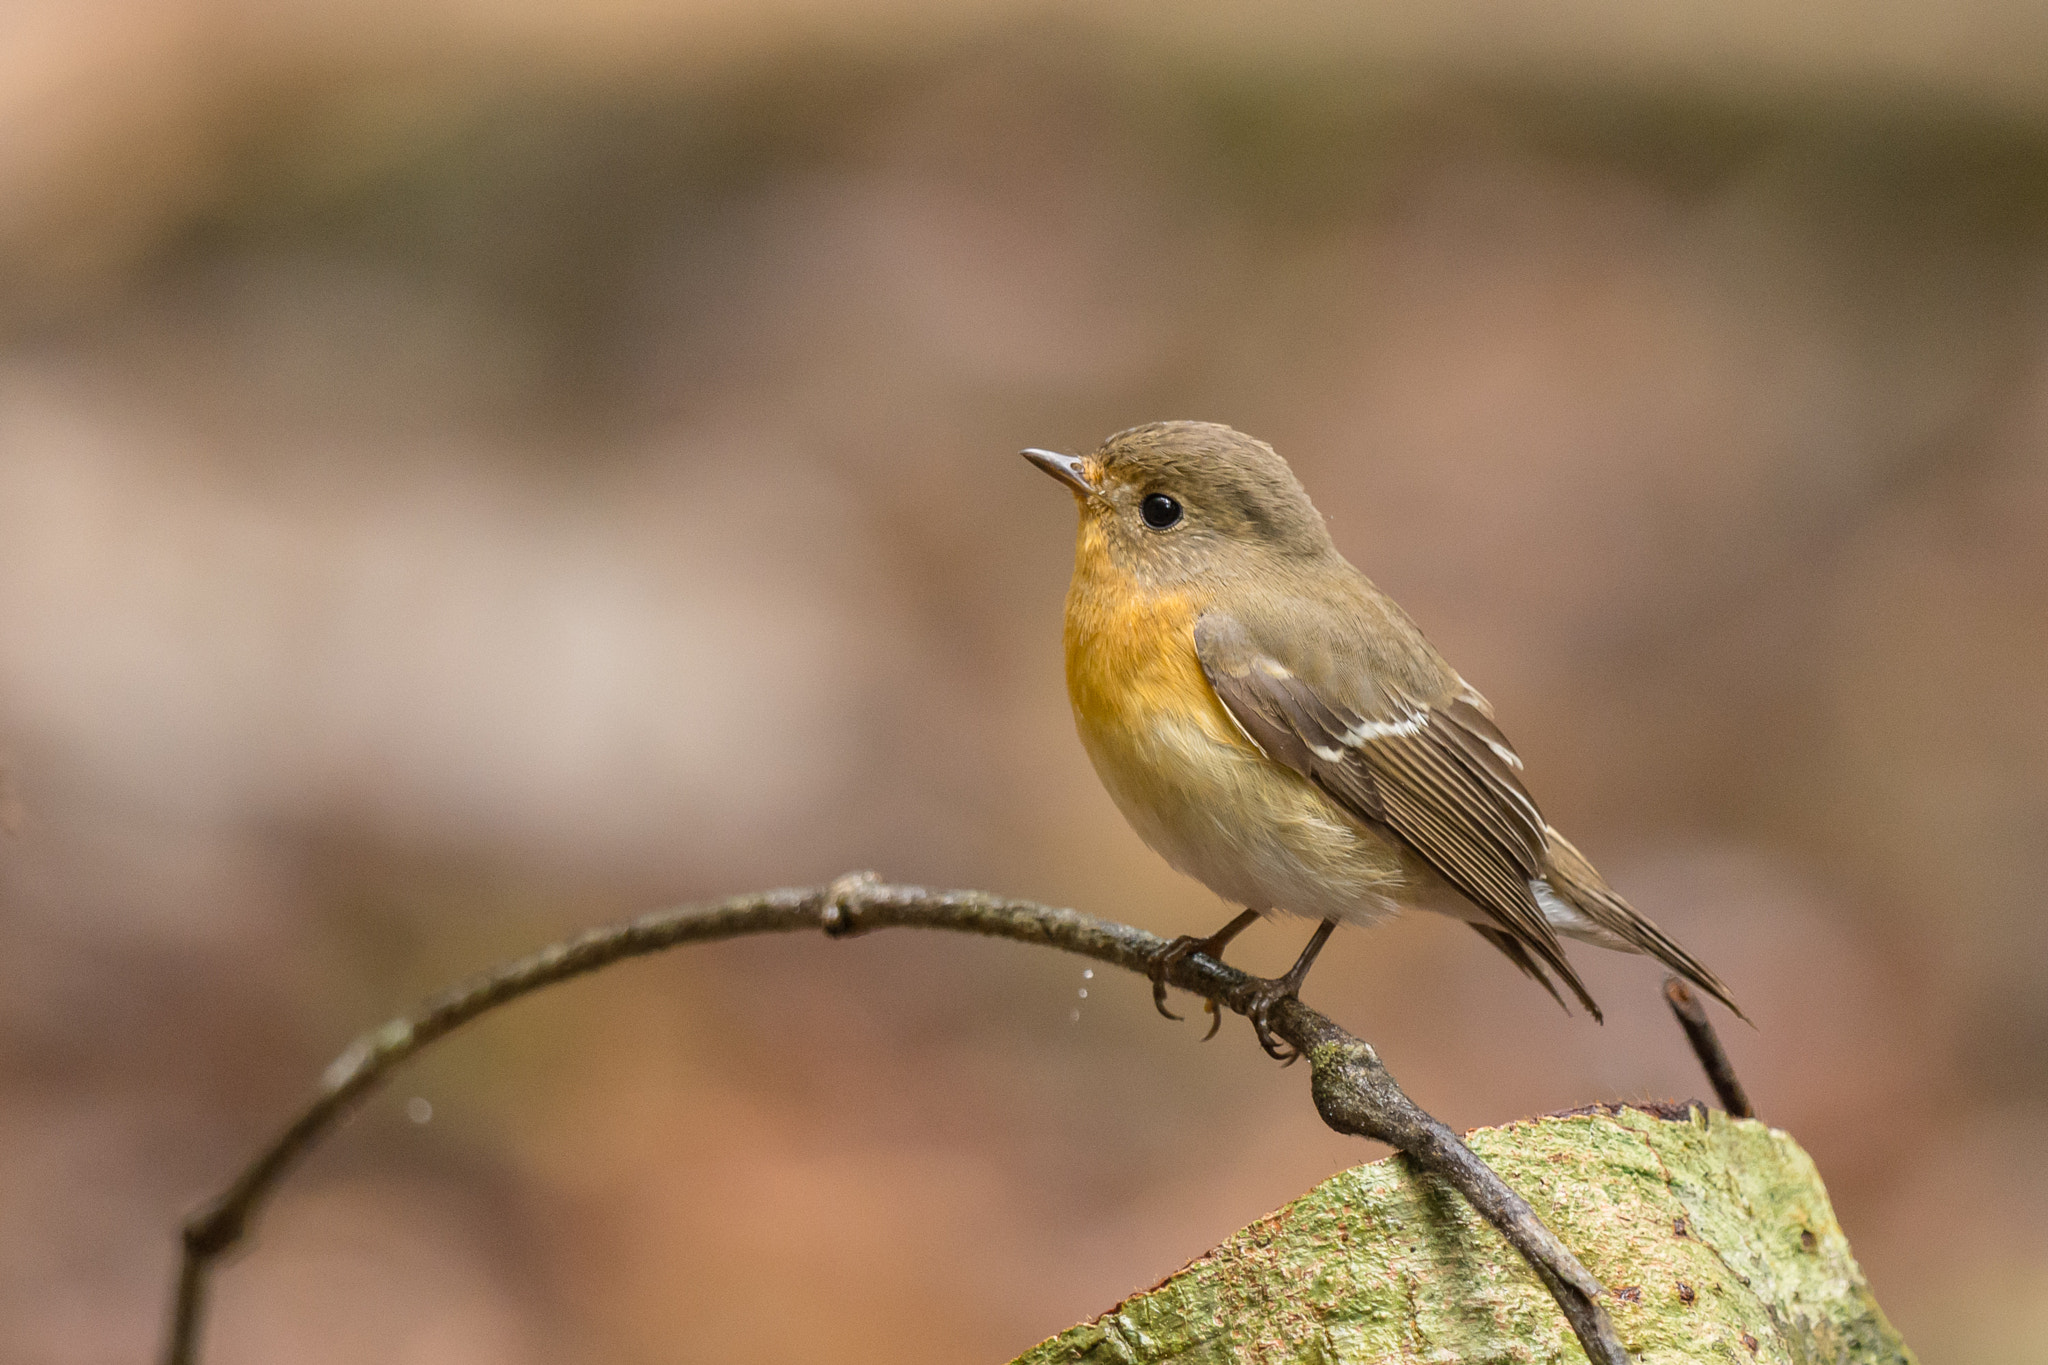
[1243, 919, 1338, 1065]
[1147, 934, 1217, 1032]
[1147, 908, 1262, 1035]
[1244, 975, 1305, 1063]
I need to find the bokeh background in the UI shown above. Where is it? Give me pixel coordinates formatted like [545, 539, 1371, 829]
[5, 3, 2048, 1362]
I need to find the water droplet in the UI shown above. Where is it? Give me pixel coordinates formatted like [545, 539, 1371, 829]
[1069, 1008, 1081, 1023]
[1077, 988, 1088, 999]
[1082, 969, 1093, 979]
[406, 1097, 433, 1125]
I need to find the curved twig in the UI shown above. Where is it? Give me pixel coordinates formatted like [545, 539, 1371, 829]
[162, 872, 1630, 1365]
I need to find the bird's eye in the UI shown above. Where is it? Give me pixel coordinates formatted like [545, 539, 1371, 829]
[1140, 493, 1183, 529]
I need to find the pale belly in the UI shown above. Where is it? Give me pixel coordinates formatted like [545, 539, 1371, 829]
[1075, 705, 1472, 927]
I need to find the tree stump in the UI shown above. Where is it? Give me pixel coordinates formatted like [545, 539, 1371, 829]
[1016, 1106, 1914, 1364]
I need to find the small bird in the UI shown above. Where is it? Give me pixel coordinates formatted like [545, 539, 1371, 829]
[1024, 421, 1740, 1058]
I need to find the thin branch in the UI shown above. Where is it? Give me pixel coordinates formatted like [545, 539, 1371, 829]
[162, 872, 1630, 1365]
[1662, 976, 1754, 1119]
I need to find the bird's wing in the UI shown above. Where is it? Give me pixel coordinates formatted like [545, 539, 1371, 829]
[1193, 610, 1600, 1017]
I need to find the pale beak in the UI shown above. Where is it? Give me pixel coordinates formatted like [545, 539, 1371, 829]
[1022, 448, 1097, 497]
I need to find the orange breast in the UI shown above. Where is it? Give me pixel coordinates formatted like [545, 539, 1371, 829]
[1061, 523, 1247, 755]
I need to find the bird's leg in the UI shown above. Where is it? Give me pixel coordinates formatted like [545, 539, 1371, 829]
[1247, 919, 1338, 1063]
[1150, 908, 1262, 1033]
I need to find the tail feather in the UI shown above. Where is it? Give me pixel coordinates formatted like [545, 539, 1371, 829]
[1543, 828, 1748, 1023]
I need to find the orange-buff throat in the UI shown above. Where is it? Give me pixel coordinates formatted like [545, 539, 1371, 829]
[1061, 519, 1250, 756]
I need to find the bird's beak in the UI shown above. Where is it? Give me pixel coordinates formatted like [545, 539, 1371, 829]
[1022, 448, 1098, 498]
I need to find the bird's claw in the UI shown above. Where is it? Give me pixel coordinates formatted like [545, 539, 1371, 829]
[1147, 934, 1220, 1028]
[1159, 945, 1298, 1060]
[1246, 978, 1303, 1064]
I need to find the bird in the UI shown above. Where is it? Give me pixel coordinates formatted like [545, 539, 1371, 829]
[1023, 420, 1741, 1059]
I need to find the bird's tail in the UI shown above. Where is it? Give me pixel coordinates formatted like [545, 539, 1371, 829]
[1542, 828, 1748, 1023]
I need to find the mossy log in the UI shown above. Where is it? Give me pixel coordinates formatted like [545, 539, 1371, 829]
[1016, 1106, 1914, 1365]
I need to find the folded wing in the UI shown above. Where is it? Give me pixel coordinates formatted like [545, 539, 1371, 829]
[1193, 611, 1603, 1018]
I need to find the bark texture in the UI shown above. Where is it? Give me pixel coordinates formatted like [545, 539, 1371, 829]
[1016, 1106, 1914, 1365]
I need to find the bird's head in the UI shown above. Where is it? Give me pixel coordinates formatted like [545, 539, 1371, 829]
[1023, 421, 1334, 588]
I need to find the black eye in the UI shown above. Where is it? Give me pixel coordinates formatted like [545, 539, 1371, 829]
[1140, 493, 1182, 529]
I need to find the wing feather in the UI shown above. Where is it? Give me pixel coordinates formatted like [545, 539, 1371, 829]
[1194, 611, 1601, 1017]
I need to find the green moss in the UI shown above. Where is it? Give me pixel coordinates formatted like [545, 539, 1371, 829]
[1015, 1109, 1914, 1365]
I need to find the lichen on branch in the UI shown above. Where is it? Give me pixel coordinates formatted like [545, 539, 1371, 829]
[1017, 1106, 1914, 1365]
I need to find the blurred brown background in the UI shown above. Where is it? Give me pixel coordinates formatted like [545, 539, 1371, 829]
[4, 2, 2047, 1362]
